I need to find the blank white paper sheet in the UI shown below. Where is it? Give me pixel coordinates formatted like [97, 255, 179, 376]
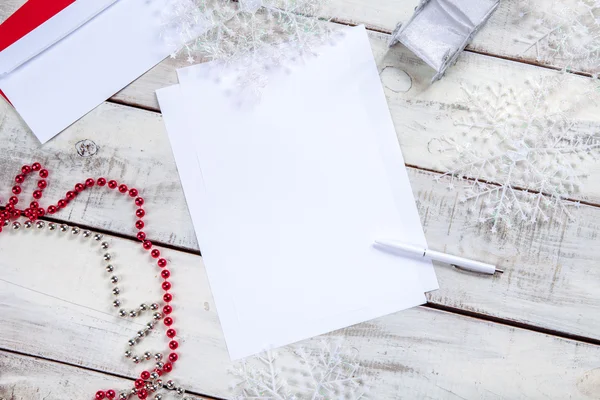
[158, 25, 438, 360]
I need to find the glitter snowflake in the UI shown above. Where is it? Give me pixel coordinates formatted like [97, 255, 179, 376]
[162, 0, 331, 94]
[230, 339, 368, 399]
[514, 0, 600, 74]
[432, 74, 600, 232]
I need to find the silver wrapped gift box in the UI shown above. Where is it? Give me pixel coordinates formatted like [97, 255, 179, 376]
[390, 0, 500, 81]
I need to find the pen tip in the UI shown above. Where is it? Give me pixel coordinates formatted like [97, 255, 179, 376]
[495, 268, 504, 274]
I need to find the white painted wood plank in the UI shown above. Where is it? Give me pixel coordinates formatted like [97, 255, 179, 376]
[1, 229, 599, 399]
[1, 96, 600, 339]
[0, 351, 209, 400]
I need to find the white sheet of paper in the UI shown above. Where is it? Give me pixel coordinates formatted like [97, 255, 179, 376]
[0, 0, 202, 143]
[158, 26, 437, 360]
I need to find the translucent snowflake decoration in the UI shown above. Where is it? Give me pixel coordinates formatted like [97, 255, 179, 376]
[432, 74, 600, 232]
[162, 0, 332, 94]
[230, 339, 369, 399]
[514, 0, 600, 74]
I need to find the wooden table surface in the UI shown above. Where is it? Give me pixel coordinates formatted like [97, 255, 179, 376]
[1, 0, 600, 399]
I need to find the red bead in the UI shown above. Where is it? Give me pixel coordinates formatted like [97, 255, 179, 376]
[143, 240, 152, 250]
[21, 165, 31, 174]
[39, 169, 49, 178]
[85, 178, 95, 187]
[24, 209, 32, 218]
[0, 211, 8, 220]
[33, 190, 42, 199]
[162, 281, 171, 291]
[97, 177, 107, 186]
[58, 199, 67, 208]
[161, 270, 170, 279]
[138, 389, 148, 399]
[134, 379, 145, 389]
[140, 371, 151, 380]
[75, 183, 85, 192]
[9, 196, 18, 205]
[168, 352, 178, 362]
[15, 174, 24, 184]
[166, 328, 176, 338]
[37, 208, 45, 217]
[66, 191, 76, 200]
[30, 201, 39, 209]
[163, 305, 173, 315]
[136, 209, 145, 218]
[11, 210, 20, 219]
[136, 220, 144, 230]
[37, 180, 47, 189]
[137, 232, 146, 241]
[95, 391, 106, 400]
[153, 368, 163, 376]
[135, 197, 144, 207]
[158, 258, 167, 268]
[108, 180, 118, 189]
[118, 184, 128, 193]
[164, 317, 173, 326]
[32, 162, 41, 171]
[129, 188, 138, 197]
[169, 340, 179, 350]
[151, 249, 160, 258]
[163, 362, 173, 372]
[48, 205, 57, 214]
[0, 226, 3, 233]
[163, 293, 172, 303]
[106, 390, 116, 399]
[12, 186, 21, 195]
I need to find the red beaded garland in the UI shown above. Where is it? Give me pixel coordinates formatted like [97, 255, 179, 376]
[1, 163, 182, 399]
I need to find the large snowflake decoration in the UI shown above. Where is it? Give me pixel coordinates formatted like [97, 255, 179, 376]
[230, 339, 369, 399]
[432, 74, 600, 232]
[514, 0, 600, 74]
[162, 0, 331, 94]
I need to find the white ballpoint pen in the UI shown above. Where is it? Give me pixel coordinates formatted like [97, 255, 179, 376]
[374, 239, 503, 275]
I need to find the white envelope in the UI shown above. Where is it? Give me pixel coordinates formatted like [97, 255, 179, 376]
[158, 26, 438, 360]
[0, 0, 205, 143]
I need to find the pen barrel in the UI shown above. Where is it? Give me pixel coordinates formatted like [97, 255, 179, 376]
[424, 249, 496, 274]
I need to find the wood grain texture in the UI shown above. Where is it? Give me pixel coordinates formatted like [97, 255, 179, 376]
[0, 351, 209, 400]
[1, 229, 599, 399]
[0, 96, 599, 340]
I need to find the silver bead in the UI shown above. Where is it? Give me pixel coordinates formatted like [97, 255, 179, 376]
[119, 394, 127, 400]
[82, 230, 91, 238]
[154, 394, 162, 400]
[113, 299, 121, 308]
[139, 303, 148, 311]
[176, 387, 185, 395]
[129, 310, 137, 317]
[146, 322, 155, 330]
[111, 275, 119, 284]
[154, 353, 163, 361]
[36, 221, 45, 229]
[166, 380, 175, 390]
[2, 219, 8, 227]
[156, 361, 164, 369]
[12, 222, 21, 230]
[103, 253, 111, 261]
[124, 350, 132, 358]
[119, 309, 127, 317]
[48, 223, 56, 230]
[132, 356, 141, 363]
[150, 303, 160, 311]
[145, 382, 154, 390]
[94, 233, 103, 241]
[155, 379, 163, 388]
[131, 388, 138, 395]
[113, 287, 120, 295]
[153, 312, 163, 320]
[106, 265, 114, 273]
[59, 224, 68, 232]
[136, 330, 145, 338]
[128, 339, 137, 346]
[150, 372, 159, 380]
[144, 351, 152, 360]
[24, 220, 33, 229]
[71, 227, 80, 235]
[101, 241, 109, 249]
